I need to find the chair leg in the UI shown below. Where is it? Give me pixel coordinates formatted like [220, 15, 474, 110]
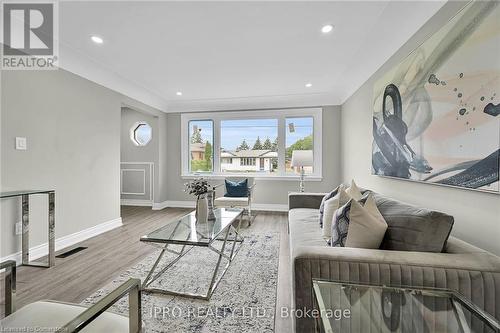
[247, 206, 253, 227]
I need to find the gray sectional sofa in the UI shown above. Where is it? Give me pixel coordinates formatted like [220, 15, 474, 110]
[288, 190, 500, 332]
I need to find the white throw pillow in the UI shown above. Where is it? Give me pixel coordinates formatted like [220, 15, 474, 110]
[345, 199, 388, 249]
[346, 179, 363, 201]
[363, 193, 386, 225]
[322, 188, 351, 238]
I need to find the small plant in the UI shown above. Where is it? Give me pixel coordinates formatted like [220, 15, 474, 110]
[184, 178, 212, 198]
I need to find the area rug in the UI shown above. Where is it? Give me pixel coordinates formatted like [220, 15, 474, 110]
[82, 231, 280, 333]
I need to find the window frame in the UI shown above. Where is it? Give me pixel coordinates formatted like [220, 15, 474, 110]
[181, 108, 322, 180]
[188, 119, 214, 174]
[130, 121, 152, 147]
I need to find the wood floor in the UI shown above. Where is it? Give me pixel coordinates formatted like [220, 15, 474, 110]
[1, 206, 293, 332]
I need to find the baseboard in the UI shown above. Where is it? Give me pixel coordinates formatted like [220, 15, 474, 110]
[252, 203, 288, 212]
[153, 200, 287, 212]
[152, 200, 196, 210]
[0, 217, 123, 266]
[121, 199, 152, 207]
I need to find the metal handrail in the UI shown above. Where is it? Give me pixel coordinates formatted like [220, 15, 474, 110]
[56, 278, 142, 333]
[1, 260, 16, 316]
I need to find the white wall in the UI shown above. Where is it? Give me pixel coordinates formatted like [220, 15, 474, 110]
[120, 107, 159, 202]
[165, 106, 342, 206]
[0, 69, 161, 259]
[340, 1, 500, 255]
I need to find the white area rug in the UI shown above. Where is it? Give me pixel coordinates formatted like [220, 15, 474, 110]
[82, 231, 280, 333]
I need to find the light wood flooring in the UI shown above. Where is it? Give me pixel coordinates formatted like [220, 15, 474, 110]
[1, 206, 292, 332]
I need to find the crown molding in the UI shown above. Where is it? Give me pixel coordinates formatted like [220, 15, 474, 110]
[58, 44, 169, 112]
[164, 91, 340, 113]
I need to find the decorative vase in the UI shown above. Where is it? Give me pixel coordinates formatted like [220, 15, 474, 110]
[206, 190, 216, 221]
[196, 195, 208, 223]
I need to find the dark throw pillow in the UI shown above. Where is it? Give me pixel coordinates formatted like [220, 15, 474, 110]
[224, 179, 248, 197]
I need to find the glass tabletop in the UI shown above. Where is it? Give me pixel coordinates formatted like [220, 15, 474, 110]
[0, 190, 55, 198]
[140, 208, 243, 246]
[312, 280, 500, 333]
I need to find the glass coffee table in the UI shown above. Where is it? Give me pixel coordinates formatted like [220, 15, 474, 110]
[140, 208, 244, 300]
[312, 280, 500, 333]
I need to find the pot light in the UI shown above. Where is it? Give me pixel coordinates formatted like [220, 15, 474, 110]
[321, 24, 334, 34]
[91, 36, 104, 44]
[176, 91, 183, 96]
[305, 83, 312, 88]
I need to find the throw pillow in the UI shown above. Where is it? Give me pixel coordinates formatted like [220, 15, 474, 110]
[322, 188, 351, 238]
[346, 179, 363, 201]
[331, 196, 388, 249]
[319, 184, 344, 227]
[224, 179, 248, 197]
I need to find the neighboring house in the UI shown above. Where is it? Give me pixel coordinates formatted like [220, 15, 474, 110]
[221, 149, 277, 172]
[190, 142, 205, 161]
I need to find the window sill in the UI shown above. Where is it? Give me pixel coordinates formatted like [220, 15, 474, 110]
[181, 173, 323, 182]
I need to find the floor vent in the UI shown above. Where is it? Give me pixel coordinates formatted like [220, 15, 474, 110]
[56, 246, 88, 258]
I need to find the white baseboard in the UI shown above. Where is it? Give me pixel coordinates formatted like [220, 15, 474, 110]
[152, 200, 287, 212]
[152, 200, 195, 210]
[252, 203, 288, 212]
[0, 217, 123, 266]
[121, 199, 152, 207]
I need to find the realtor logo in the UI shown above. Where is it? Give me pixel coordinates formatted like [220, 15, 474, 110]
[1, 1, 59, 69]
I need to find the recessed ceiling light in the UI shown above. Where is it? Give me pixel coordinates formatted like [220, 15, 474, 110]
[176, 91, 183, 96]
[91, 36, 104, 44]
[321, 24, 334, 34]
[305, 83, 312, 88]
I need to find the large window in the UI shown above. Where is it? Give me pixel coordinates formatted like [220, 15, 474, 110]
[188, 120, 213, 173]
[181, 108, 322, 178]
[220, 119, 278, 173]
[286, 117, 314, 174]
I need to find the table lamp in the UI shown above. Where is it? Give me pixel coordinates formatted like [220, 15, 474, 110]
[291, 150, 313, 192]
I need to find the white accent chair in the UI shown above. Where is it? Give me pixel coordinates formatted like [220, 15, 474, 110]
[214, 177, 255, 226]
[0, 260, 142, 333]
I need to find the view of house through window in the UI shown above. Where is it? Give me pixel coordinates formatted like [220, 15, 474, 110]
[286, 117, 314, 174]
[220, 119, 278, 173]
[183, 109, 320, 177]
[189, 120, 213, 172]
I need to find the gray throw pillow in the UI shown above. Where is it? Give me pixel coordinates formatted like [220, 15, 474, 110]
[372, 193, 454, 252]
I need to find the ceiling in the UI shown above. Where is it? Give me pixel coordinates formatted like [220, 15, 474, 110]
[58, 1, 446, 112]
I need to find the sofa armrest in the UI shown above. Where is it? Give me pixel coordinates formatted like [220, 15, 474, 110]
[288, 192, 326, 210]
[292, 246, 500, 332]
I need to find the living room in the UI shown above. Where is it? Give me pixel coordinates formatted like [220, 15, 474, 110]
[1, 1, 499, 332]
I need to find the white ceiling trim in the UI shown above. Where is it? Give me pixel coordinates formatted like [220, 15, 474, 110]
[58, 44, 169, 112]
[165, 91, 340, 113]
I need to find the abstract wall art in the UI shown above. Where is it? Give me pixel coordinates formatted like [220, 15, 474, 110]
[372, 1, 500, 193]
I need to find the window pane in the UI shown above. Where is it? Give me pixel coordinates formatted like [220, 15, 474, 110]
[133, 123, 152, 146]
[189, 120, 213, 173]
[286, 117, 313, 174]
[220, 119, 278, 173]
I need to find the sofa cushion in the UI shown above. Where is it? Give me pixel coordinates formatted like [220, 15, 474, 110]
[289, 209, 327, 252]
[331, 196, 388, 249]
[345, 179, 363, 200]
[322, 188, 351, 238]
[319, 184, 344, 227]
[373, 193, 454, 252]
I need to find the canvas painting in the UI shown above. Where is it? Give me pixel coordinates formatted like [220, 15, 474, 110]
[372, 1, 500, 193]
